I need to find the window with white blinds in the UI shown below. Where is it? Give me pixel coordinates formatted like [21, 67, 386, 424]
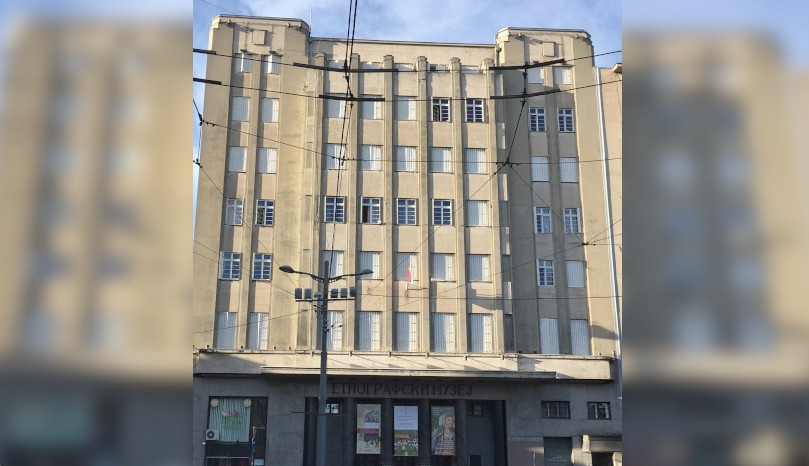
[570, 319, 591, 355]
[395, 146, 417, 172]
[231, 96, 249, 121]
[464, 148, 486, 174]
[469, 314, 493, 353]
[260, 98, 279, 122]
[559, 157, 578, 182]
[326, 144, 346, 170]
[323, 250, 344, 277]
[429, 147, 452, 173]
[326, 96, 346, 118]
[527, 67, 544, 84]
[395, 253, 417, 281]
[554, 66, 572, 85]
[361, 145, 382, 171]
[257, 147, 277, 173]
[215, 312, 237, 349]
[233, 53, 252, 73]
[431, 253, 454, 281]
[466, 200, 488, 226]
[531, 156, 549, 181]
[467, 254, 491, 282]
[326, 311, 343, 350]
[360, 251, 382, 279]
[362, 96, 382, 119]
[540, 318, 560, 354]
[263, 54, 281, 74]
[228, 147, 247, 172]
[225, 199, 243, 225]
[395, 312, 418, 351]
[566, 260, 585, 287]
[395, 96, 416, 120]
[432, 313, 455, 352]
[246, 313, 269, 349]
[357, 311, 381, 351]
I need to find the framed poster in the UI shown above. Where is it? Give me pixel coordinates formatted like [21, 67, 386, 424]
[356, 404, 381, 454]
[430, 406, 456, 456]
[393, 405, 418, 456]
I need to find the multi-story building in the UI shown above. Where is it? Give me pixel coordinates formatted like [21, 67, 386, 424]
[193, 15, 622, 466]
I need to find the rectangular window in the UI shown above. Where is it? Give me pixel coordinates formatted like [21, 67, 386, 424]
[257, 147, 277, 173]
[432, 98, 450, 122]
[252, 253, 273, 280]
[246, 313, 269, 349]
[326, 95, 347, 118]
[214, 312, 237, 349]
[263, 54, 281, 74]
[219, 252, 241, 280]
[466, 200, 488, 226]
[395, 312, 418, 351]
[256, 200, 274, 226]
[225, 198, 243, 225]
[570, 319, 591, 356]
[526, 67, 544, 84]
[324, 197, 346, 223]
[260, 97, 279, 122]
[228, 147, 247, 172]
[553, 66, 572, 85]
[529, 107, 546, 132]
[431, 253, 455, 281]
[537, 260, 554, 286]
[566, 260, 585, 287]
[559, 157, 578, 182]
[323, 250, 344, 277]
[465, 98, 484, 122]
[587, 402, 611, 420]
[464, 148, 486, 174]
[541, 401, 570, 419]
[396, 198, 417, 225]
[534, 207, 551, 233]
[395, 96, 416, 120]
[360, 145, 382, 171]
[231, 96, 249, 121]
[357, 311, 381, 351]
[233, 53, 252, 73]
[564, 208, 581, 234]
[432, 199, 452, 225]
[395, 146, 417, 172]
[395, 253, 418, 281]
[326, 143, 346, 170]
[431, 313, 455, 353]
[360, 251, 382, 279]
[361, 95, 382, 119]
[531, 156, 549, 181]
[467, 254, 491, 282]
[558, 108, 574, 132]
[430, 147, 452, 173]
[468, 314, 493, 353]
[361, 198, 382, 224]
[504, 314, 515, 352]
[540, 318, 559, 354]
[326, 310, 343, 350]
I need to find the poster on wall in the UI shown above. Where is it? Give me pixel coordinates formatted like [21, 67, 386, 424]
[430, 405, 456, 456]
[356, 404, 381, 454]
[393, 405, 419, 456]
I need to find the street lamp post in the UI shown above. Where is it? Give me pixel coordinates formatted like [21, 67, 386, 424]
[279, 262, 372, 466]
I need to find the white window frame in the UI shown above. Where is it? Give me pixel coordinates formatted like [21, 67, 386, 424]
[263, 54, 281, 74]
[260, 97, 279, 122]
[397, 198, 417, 225]
[257, 147, 277, 174]
[431, 253, 455, 281]
[466, 200, 488, 226]
[395, 96, 416, 121]
[252, 253, 273, 280]
[324, 197, 346, 223]
[558, 108, 574, 132]
[246, 312, 269, 349]
[360, 145, 382, 171]
[432, 98, 450, 122]
[219, 252, 242, 280]
[530, 156, 549, 181]
[529, 107, 546, 132]
[564, 208, 581, 234]
[233, 53, 253, 73]
[431, 313, 456, 353]
[537, 260, 554, 286]
[360, 251, 382, 279]
[432, 199, 452, 225]
[231, 96, 249, 122]
[357, 311, 381, 351]
[225, 198, 243, 225]
[559, 157, 579, 182]
[228, 147, 247, 172]
[554, 66, 572, 85]
[430, 147, 452, 173]
[361, 197, 382, 224]
[395, 146, 417, 172]
[361, 95, 382, 119]
[467, 254, 491, 282]
[465, 98, 484, 122]
[256, 200, 274, 226]
[326, 143, 346, 170]
[395, 253, 418, 281]
[464, 148, 486, 174]
[534, 207, 551, 233]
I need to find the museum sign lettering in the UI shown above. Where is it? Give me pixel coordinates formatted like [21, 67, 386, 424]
[331, 382, 473, 398]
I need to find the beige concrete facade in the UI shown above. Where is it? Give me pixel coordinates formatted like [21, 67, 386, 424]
[194, 15, 621, 466]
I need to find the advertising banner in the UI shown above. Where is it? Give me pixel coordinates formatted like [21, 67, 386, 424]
[393, 405, 418, 456]
[430, 405, 456, 456]
[356, 404, 381, 454]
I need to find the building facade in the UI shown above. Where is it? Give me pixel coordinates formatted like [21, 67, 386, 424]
[193, 15, 622, 466]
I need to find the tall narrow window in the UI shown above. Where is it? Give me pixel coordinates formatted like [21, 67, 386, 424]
[395, 312, 418, 351]
[466, 200, 488, 226]
[465, 98, 484, 122]
[430, 147, 452, 173]
[530, 156, 549, 181]
[468, 314, 493, 353]
[361, 95, 382, 119]
[360, 251, 381, 279]
[431, 253, 455, 281]
[246, 313, 269, 349]
[219, 253, 241, 280]
[534, 207, 551, 233]
[361, 198, 382, 224]
[395, 146, 417, 172]
[214, 312, 237, 349]
[326, 144, 346, 170]
[464, 148, 486, 174]
[431, 98, 450, 121]
[231, 96, 249, 121]
[225, 199, 243, 225]
[228, 147, 247, 172]
[529, 107, 546, 132]
[326, 95, 346, 118]
[360, 145, 382, 171]
[257, 147, 277, 173]
[395, 253, 417, 281]
[559, 157, 578, 182]
[527, 67, 544, 84]
[558, 108, 574, 132]
[504, 314, 515, 352]
[396, 199, 417, 225]
[566, 260, 585, 288]
[571, 319, 591, 355]
[233, 53, 252, 73]
[324, 197, 345, 223]
[395, 96, 416, 120]
[260, 98, 279, 122]
[252, 253, 273, 280]
[432, 199, 452, 225]
[553, 66, 572, 85]
[537, 260, 554, 286]
[323, 250, 344, 277]
[326, 311, 343, 350]
[540, 318, 559, 354]
[467, 254, 491, 282]
[564, 208, 581, 234]
[262, 54, 280, 74]
[256, 200, 274, 226]
[432, 313, 455, 352]
[357, 311, 381, 351]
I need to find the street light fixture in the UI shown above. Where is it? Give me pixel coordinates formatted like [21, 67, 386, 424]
[279, 261, 372, 466]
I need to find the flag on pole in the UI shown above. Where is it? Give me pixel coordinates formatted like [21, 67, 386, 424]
[405, 265, 413, 298]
